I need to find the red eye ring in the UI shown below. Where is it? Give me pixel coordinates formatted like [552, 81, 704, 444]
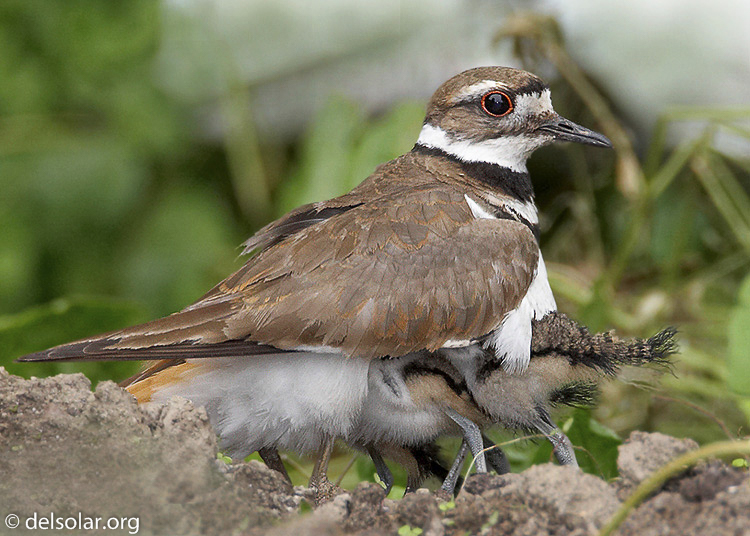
[481, 91, 513, 117]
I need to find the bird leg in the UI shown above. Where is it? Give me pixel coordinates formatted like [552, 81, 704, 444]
[444, 407, 487, 472]
[258, 447, 292, 484]
[309, 435, 339, 504]
[367, 446, 394, 495]
[546, 428, 578, 466]
[371, 442, 428, 494]
[439, 434, 509, 497]
[535, 416, 578, 467]
[481, 434, 510, 474]
[440, 439, 469, 497]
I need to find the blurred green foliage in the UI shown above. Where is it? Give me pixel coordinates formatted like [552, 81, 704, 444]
[1, 2, 749, 492]
[728, 274, 750, 396]
[0, 0, 242, 377]
[0, 296, 145, 381]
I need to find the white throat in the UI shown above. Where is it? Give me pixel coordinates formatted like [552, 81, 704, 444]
[417, 123, 532, 173]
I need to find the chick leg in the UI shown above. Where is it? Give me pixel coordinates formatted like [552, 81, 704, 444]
[258, 447, 292, 484]
[535, 415, 578, 467]
[481, 434, 510, 474]
[367, 446, 394, 495]
[444, 407, 487, 472]
[547, 429, 578, 467]
[440, 439, 469, 496]
[440, 434, 508, 497]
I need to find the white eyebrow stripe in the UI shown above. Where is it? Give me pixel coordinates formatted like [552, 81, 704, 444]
[513, 89, 554, 116]
[450, 79, 509, 103]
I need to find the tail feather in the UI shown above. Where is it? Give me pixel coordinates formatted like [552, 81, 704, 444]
[17, 337, 286, 363]
[122, 360, 202, 403]
[532, 312, 677, 375]
[14, 297, 282, 363]
[119, 358, 184, 389]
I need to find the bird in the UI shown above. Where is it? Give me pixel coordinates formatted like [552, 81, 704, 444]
[356, 313, 676, 496]
[17, 66, 613, 492]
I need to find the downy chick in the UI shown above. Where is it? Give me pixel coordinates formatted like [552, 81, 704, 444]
[353, 312, 675, 494]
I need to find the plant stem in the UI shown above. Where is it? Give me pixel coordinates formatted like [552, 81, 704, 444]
[598, 439, 750, 536]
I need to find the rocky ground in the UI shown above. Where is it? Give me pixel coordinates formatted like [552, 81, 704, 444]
[1, 368, 748, 536]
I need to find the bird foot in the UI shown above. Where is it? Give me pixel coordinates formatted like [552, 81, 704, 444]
[310, 475, 344, 506]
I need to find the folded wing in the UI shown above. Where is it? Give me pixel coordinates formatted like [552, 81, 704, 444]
[18, 179, 538, 363]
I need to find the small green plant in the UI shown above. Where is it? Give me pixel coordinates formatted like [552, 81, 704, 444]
[481, 510, 500, 532]
[438, 499, 456, 511]
[216, 452, 232, 465]
[397, 525, 423, 536]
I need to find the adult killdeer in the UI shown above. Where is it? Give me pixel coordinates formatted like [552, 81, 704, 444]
[18, 66, 612, 488]
[359, 314, 675, 495]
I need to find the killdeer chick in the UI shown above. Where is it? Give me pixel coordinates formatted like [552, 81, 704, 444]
[355, 313, 675, 495]
[17, 67, 611, 491]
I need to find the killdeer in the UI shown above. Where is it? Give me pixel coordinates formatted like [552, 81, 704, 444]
[358, 314, 675, 495]
[17, 66, 612, 490]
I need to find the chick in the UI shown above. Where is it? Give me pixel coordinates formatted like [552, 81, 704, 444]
[353, 313, 675, 495]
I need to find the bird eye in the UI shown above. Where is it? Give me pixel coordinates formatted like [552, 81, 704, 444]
[481, 91, 513, 117]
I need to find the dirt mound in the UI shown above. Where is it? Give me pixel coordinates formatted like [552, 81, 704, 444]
[0, 369, 301, 535]
[1, 368, 748, 535]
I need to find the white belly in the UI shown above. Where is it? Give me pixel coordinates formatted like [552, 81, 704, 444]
[148, 352, 370, 459]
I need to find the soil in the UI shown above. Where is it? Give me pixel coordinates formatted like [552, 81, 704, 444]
[1, 368, 748, 535]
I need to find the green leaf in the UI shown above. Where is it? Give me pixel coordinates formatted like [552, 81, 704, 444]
[649, 182, 703, 285]
[216, 452, 233, 465]
[398, 525, 422, 536]
[563, 408, 622, 479]
[438, 499, 456, 511]
[727, 274, 750, 396]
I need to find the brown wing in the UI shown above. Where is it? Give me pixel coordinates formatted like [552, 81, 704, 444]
[209, 185, 538, 358]
[18, 156, 538, 362]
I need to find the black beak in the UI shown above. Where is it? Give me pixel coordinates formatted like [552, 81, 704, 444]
[538, 115, 612, 148]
